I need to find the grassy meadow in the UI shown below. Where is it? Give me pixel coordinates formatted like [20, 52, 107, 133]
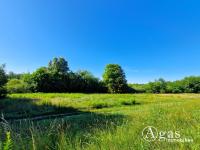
[0, 93, 200, 149]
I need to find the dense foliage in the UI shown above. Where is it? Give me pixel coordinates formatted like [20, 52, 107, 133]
[7, 71, 22, 80]
[146, 78, 167, 93]
[3, 57, 200, 94]
[0, 64, 7, 98]
[103, 64, 128, 93]
[130, 76, 200, 93]
[5, 57, 107, 93]
[6, 79, 29, 93]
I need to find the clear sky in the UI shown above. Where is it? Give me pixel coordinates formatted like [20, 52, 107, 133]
[0, 0, 200, 83]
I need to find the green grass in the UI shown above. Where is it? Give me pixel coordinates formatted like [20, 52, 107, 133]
[0, 93, 200, 149]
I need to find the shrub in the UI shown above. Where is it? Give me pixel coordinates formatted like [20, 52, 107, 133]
[121, 100, 136, 105]
[182, 76, 200, 93]
[0, 64, 7, 98]
[6, 79, 29, 93]
[77, 70, 107, 93]
[31, 67, 52, 92]
[146, 78, 167, 93]
[21, 73, 36, 92]
[128, 84, 146, 93]
[0, 86, 7, 98]
[92, 103, 110, 109]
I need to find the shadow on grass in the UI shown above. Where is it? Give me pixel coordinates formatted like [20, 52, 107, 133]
[0, 97, 83, 120]
[121, 100, 141, 106]
[0, 96, 127, 149]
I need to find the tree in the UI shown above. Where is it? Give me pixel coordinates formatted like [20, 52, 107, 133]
[166, 80, 184, 93]
[7, 71, 22, 80]
[32, 67, 52, 92]
[67, 72, 84, 92]
[0, 64, 7, 98]
[182, 76, 200, 93]
[22, 73, 36, 92]
[77, 70, 106, 93]
[48, 57, 69, 75]
[103, 64, 128, 93]
[47, 57, 70, 92]
[147, 78, 167, 93]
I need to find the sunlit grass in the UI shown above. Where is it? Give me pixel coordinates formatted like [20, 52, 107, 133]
[0, 93, 200, 149]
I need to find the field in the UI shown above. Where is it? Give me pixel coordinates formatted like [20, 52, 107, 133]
[0, 93, 200, 150]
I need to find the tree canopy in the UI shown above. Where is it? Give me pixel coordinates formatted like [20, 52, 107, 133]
[103, 64, 128, 93]
[48, 57, 69, 74]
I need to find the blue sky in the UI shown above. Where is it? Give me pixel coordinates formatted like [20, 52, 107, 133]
[0, 0, 200, 83]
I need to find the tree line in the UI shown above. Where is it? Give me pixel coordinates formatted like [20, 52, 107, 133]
[1, 57, 200, 98]
[1, 57, 130, 97]
[129, 77, 200, 93]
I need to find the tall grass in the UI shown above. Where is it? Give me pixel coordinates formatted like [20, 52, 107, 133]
[0, 94, 199, 149]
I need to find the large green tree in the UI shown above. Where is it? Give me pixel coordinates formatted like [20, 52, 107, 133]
[48, 57, 69, 74]
[47, 57, 70, 92]
[103, 64, 128, 93]
[0, 64, 7, 98]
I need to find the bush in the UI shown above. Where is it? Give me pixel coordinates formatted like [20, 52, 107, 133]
[182, 76, 200, 93]
[0, 64, 7, 98]
[166, 81, 184, 93]
[6, 79, 29, 93]
[21, 73, 36, 92]
[146, 78, 167, 93]
[143, 76, 200, 94]
[31, 67, 52, 92]
[0, 86, 7, 98]
[77, 70, 107, 93]
[121, 100, 136, 105]
[92, 103, 110, 109]
[128, 84, 146, 93]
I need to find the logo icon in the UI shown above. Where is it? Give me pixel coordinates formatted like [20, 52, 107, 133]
[142, 126, 158, 141]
